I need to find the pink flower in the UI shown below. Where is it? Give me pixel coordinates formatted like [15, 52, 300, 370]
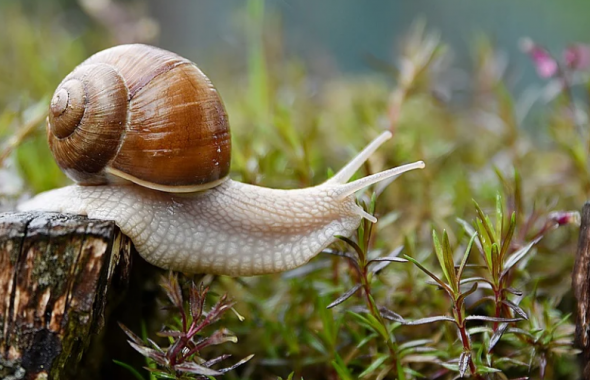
[548, 211, 581, 226]
[520, 38, 558, 78]
[564, 44, 590, 70]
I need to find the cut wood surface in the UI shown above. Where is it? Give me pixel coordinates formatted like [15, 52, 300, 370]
[0, 211, 133, 380]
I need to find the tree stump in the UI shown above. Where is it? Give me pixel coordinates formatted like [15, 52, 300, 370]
[574, 202, 590, 378]
[0, 211, 133, 380]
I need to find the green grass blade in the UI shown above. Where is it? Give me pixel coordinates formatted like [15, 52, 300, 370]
[113, 360, 147, 380]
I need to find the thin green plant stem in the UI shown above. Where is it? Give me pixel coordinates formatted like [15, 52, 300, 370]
[360, 271, 403, 378]
[358, 213, 404, 379]
[453, 300, 483, 379]
[0, 109, 46, 168]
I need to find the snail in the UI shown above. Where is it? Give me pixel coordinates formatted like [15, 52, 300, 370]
[18, 44, 425, 276]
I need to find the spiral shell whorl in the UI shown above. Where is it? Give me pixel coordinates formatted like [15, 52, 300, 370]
[48, 63, 129, 184]
[49, 85, 83, 139]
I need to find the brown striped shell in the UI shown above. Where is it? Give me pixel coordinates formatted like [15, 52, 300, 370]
[47, 44, 231, 192]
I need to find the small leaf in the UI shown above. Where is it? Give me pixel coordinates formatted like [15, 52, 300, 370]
[432, 231, 452, 287]
[458, 351, 470, 377]
[502, 299, 529, 320]
[502, 287, 523, 296]
[370, 259, 402, 274]
[439, 362, 460, 371]
[173, 361, 223, 376]
[146, 338, 164, 353]
[460, 277, 493, 286]
[502, 236, 542, 276]
[144, 368, 177, 379]
[157, 330, 183, 338]
[465, 315, 523, 323]
[489, 323, 509, 352]
[332, 358, 354, 380]
[539, 353, 548, 379]
[327, 284, 362, 309]
[369, 256, 407, 264]
[399, 315, 455, 325]
[113, 360, 148, 380]
[356, 333, 378, 349]
[442, 231, 458, 293]
[128, 342, 167, 366]
[456, 218, 483, 253]
[379, 307, 404, 322]
[475, 365, 501, 374]
[337, 235, 364, 261]
[201, 295, 236, 328]
[404, 255, 454, 296]
[553, 312, 573, 329]
[217, 354, 255, 373]
[322, 248, 356, 261]
[363, 313, 390, 340]
[202, 354, 231, 368]
[118, 322, 145, 346]
[468, 326, 493, 335]
[456, 282, 478, 309]
[461, 264, 489, 269]
[368, 246, 406, 274]
[369, 192, 377, 215]
[506, 327, 535, 339]
[499, 212, 516, 261]
[494, 356, 529, 367]
[189, 282, 207, 321]
[474, 200, 498, 246]
[359, 354, 389, 378]
[160, 272, 184, 311]
[490, 243, 501, 282]
[402, 366, 430, 378]
[358, 214, 366, 252]
[480, 225, 493, 269]
[348, 311, 377, 330]
[457, 233, 477, 281]
[401, 354, 440, 365]
[495, 192, 503, 241]
[323, 247, 362, 274]
[398, 339, 433, 352]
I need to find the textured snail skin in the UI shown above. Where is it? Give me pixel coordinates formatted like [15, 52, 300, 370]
[19, 132, 424, 276]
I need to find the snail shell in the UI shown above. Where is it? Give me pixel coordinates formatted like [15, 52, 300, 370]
[47, 44, 231, 192]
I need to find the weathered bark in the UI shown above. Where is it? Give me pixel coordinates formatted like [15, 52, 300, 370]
[0, 211, 133, 380]
[574, 202, 590, 378]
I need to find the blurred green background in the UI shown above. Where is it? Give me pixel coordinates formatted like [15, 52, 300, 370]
[2, 0, 590, 193]
[1, 1, 588, 379]
[3, 0, 590, 125]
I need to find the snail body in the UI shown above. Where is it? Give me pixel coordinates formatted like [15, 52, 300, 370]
[18, 44, 424, 276]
